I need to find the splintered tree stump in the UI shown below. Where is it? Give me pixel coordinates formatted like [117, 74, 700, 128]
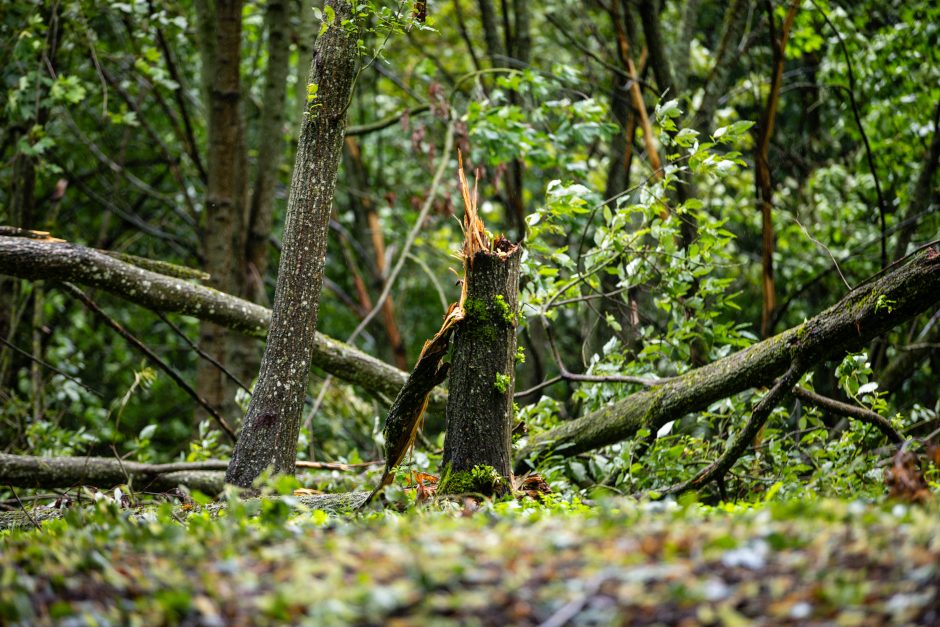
[440, 237, 522, 495]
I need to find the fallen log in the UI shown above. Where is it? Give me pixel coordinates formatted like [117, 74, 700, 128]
[0, 235, 446, 411]
[515, 247, 940, 471]
[0, 454, 226, 495]
[0, 454, 382, 497]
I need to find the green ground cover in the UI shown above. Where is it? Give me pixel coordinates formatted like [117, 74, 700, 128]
[2, 495, 937, 625]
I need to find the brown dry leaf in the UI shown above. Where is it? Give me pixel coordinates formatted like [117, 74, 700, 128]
[885, 449, 931, 503]
[407, 472, 439, 487]
[415, 482, 437, 502]
[512, 473, 552, 500]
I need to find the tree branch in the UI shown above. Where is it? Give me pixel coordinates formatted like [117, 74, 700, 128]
[0, 235, 446, 412]
[791, 386, 902, 443]
[60, 283, 238, 441]
[0, 453, 227, 495]
[515, 247, 940, 471]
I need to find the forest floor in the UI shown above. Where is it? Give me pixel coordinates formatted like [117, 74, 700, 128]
[1, 495, 938, 625]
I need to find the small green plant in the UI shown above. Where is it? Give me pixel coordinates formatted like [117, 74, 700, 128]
[875, 295, 896, 313]
[494, 373, 511, 393]
[515, 345, 526, 364]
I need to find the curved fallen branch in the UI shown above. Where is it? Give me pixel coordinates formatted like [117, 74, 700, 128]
[516, 248, 940, 471]
[0, 235, 446, 411]
[62, 283, 237, 441]
[662, 359, 809, 496]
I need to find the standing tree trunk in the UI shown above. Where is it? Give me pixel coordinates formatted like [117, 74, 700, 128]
[439, 169, 522, 495]
[476, 0, 527, 240]
[195, 0, 249, 424]
[225, 0, 358, 488]
[245, 0, 293, 309]
[229, 0, 295, 391]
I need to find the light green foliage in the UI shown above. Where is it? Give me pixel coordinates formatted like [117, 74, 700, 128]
[2, 497, 939, 623]
[494, 372, 510, 394]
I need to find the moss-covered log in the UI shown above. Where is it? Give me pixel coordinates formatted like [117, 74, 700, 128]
[0, 235, 446, 411]
[515, 248, 940, 471]
[0, 454, 226, 495]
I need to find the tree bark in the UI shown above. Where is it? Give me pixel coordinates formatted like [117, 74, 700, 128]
[878, 312, 940, 394]
[476, 0, 526, 240]
[637, 0, 675, 99]
[0, 235, 447, 412]
[0, 455, 379, 499]
[893, 100, 940, 261]
[690, 0, 750, 135]
[678, 0, 751, 252]
[0, 486, 369, 530]
[440, 240, 522, 493]
[225, 0, 359, 488]
[516, 247, 940, 471]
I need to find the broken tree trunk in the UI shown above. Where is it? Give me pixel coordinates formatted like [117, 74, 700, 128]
[360, 305, 461, 507]
[225, 0, 358, 488]
[439, 161, 522, 495]
[515, 247, 940, 471]
[0, 235, 446, 412]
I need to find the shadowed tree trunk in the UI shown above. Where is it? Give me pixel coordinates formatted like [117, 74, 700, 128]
[228, 0, 295, 392]
[194, 0, 249, 425]
[756, 0, 798, 338]
[245, 0, 292, 308]
[476, 0, 527, 240]
[225, 0, 358, 488]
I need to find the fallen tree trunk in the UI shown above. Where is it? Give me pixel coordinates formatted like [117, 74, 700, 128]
[0, 454, 226, 495]
[0, 455, 378, 498]
[0, 235, 446, 411]
[515, 248, 940, 471]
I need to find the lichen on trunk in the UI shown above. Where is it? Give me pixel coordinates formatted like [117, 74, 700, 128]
[225, 0, 358, 488]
